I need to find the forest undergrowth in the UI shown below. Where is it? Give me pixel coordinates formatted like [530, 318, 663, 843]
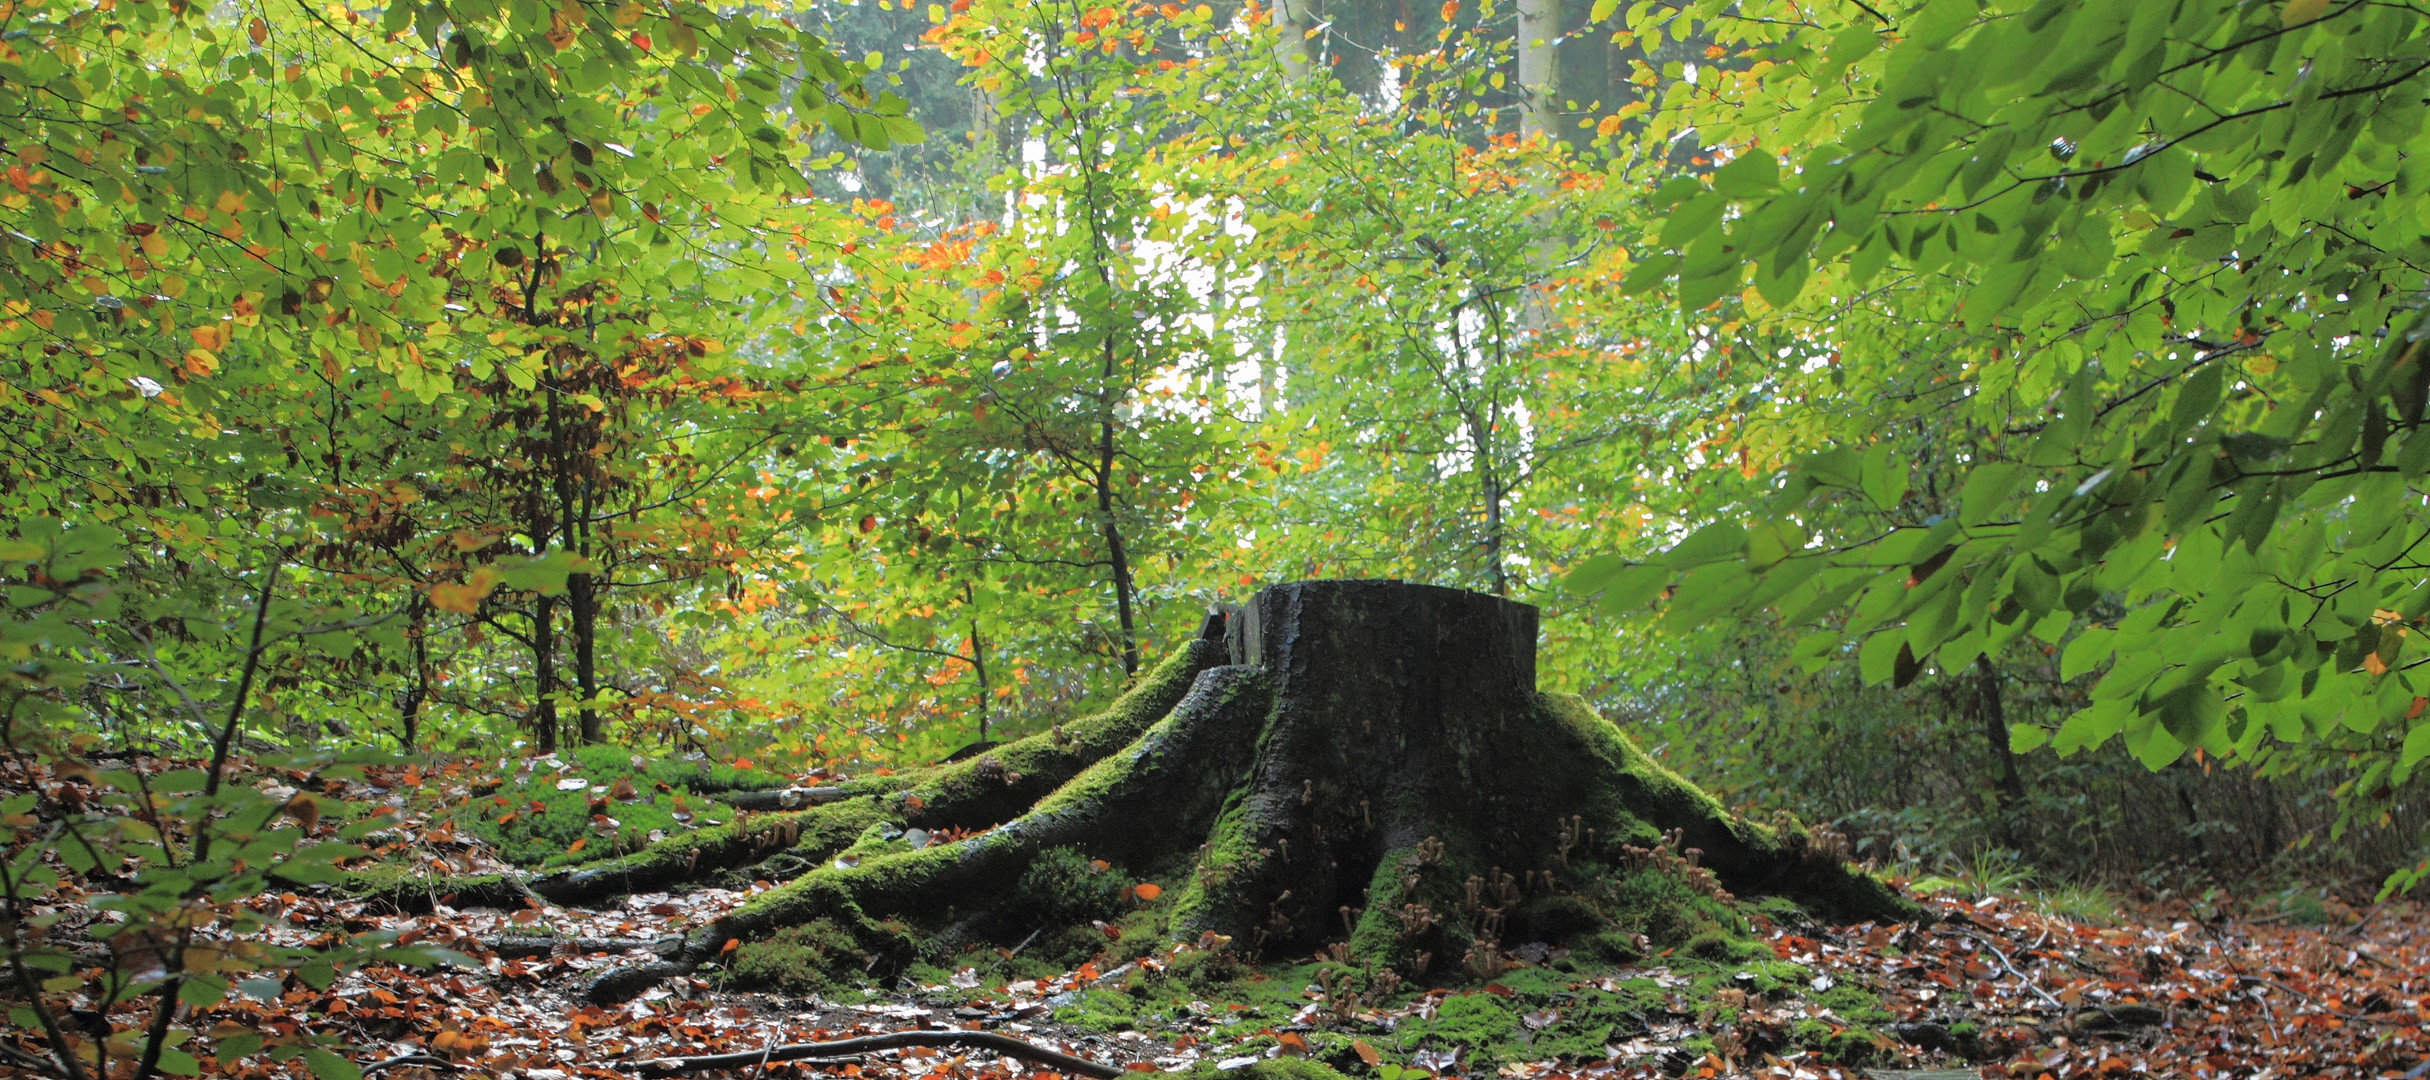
[12, 752, 2426, 1080]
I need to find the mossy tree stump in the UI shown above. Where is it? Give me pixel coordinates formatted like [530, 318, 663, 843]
[577, 581, 1908, 1002]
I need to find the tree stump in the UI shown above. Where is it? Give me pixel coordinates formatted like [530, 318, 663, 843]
[576, 580, 1908, 1003]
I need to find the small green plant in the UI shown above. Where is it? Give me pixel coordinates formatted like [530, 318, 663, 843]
[1951, 847, 2036, 899]
[2033, 880, 2118, 925]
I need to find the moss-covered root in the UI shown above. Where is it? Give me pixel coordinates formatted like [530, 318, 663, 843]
[1539, 693, 1915, 924]
[893, 638, 1231, 833]
[529, 796, 896, 905]
[576, 665, 1271, 1004]
[1170, 1061, 1352, 1080]
[531, 639, 1228, 907]
[334, 868, 537, 914]
[694, 664, 1270, 951]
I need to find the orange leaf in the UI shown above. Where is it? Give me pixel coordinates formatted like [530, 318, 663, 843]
[721, 938, 741, 954]
[1352, 1041, 1380, 1067]
[1132, 882, 1163, 901]
[565, 837, 587, 854]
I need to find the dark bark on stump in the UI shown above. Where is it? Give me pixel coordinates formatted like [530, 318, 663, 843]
[578, 581, 1912, 1004]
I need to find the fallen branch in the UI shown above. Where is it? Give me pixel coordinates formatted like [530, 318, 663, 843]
[362, 1055, 461, 1076]
[480, 935, 678, 960]
[628, 1031, 1123, 1079]
[724, 788, 852, 812]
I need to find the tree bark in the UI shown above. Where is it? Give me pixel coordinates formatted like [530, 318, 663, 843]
[1273, 0, 1318, 83]
[579, 581, 1911, 1003]
[1515, 0, 1560, 142]
[532, 593, 558, 753]
[1974, 656, 2026, 844]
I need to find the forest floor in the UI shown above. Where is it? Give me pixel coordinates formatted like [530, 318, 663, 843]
[280, 881, 2428, 1080]
[22, 760, 2430, 1080]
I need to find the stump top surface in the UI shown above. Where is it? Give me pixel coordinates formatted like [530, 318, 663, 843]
[1226, 579, 1538, 693]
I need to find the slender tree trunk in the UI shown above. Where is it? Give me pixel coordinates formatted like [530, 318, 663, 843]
[1096, 395, 1139, 676]
[970, 618, 990, 741]
[534, 593, 558, 753]
[1272, 0, 1317, 82]
[573, 482, 600, 744]
[1516, 0, 1560, 141]
[399, 598, 430, 750]
[1974, 656, 2025, 844]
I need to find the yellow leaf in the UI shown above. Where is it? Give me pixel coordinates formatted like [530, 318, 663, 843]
[428, 566, 501, 615]
[613, 0, 647, 25]
[183, 348, 219, 377]
[214, 189, 244, 214]
[2282, 0, 2330, 24]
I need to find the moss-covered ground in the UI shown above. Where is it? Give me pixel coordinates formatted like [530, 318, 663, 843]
[458, 746, 789, 868]
[718, 849, 1905, 1072]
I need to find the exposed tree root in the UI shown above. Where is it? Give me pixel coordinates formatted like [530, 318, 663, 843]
[628, 1031, 1123, 1079]
[577, 583, 1914, 1004]
[530, 639, 1230, 907]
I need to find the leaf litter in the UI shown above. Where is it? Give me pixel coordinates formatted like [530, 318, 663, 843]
[9, 756, 2428, 1080]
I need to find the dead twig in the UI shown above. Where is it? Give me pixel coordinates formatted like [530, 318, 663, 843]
[362, 1055, 461, 1076]
[1955, 928, 2068, 1013]
[629, 1030, 1122, 1079]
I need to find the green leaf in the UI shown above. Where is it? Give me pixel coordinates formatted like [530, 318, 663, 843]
[303, 1049, 362, 1080]
[2130, 713, 2186, 770]
[2171, 365, 2225, 433]
[2402, 723, 2430, 773]
[2061, 627, 2114, 681]
[1860, 446, 1907, 510]
[216, 1033, 264, 1061]
[2282, 0, 2332, 25]
[1710, 151, 1778, 199]
[1596, 564, 1672, 615]
[2008, 724, 2050, 753]
[156, 1049, 202, 1077]
[1588, 0, 1618, 22]
[1563, 553, 1628, 596]
[1665, 522, 1747, 568]
[1859, 630, 1904, 686]
[1959, 463, 2024, 526]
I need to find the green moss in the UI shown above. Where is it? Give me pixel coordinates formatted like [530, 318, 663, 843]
[1165, 1059, 1352, 1080]
[900, 641, 1227, 830]
[333, 865, 526, 913]
[726, 918, 861, 995]
[1050, 988, 1141, 1033]
[1813, 981, 1892, 1025]
[463, 749, 785, 867]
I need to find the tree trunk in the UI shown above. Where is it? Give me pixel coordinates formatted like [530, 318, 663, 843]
[579, 581, 1910, 1003]
[1515, 0, 1560, 142]
[1273, 0, 1317, 83]
[1973, 656, 2025, 845]
[533, 593, 558, 754]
